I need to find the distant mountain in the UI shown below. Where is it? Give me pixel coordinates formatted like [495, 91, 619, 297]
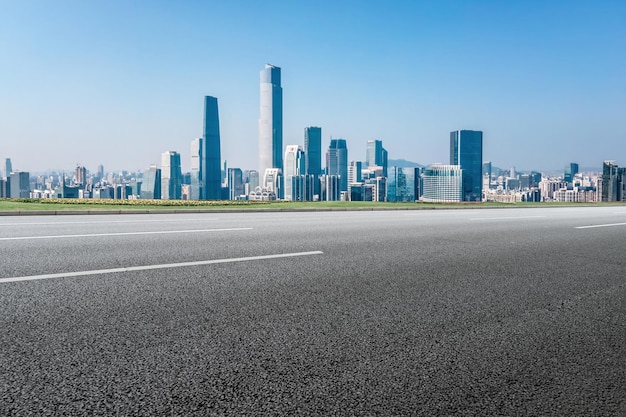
[388, 159, 424, 168]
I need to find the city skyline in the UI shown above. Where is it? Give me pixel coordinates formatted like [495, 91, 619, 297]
[1, 1, 624, 173]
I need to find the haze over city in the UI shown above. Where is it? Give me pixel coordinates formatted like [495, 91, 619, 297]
[1, 0, 624, 173]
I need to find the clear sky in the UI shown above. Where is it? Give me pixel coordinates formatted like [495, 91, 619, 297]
[1, 0, 624, 174]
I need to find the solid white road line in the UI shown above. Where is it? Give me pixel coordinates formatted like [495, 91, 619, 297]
[575, 223, 626, 229]
[0, 218, 219, 226]
[469, 216, 546, 221]
[0, 228, 252, 241]
[0, 251, 324, 284]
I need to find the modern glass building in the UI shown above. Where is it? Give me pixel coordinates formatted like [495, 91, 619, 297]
[141, 164, 161, 199]
[283, 145, 305, 201]
[259, 64, 283, 176]
[203, 96, 222, 200]
[366, 140, 388, 177]
[387, 167, 419, 202]
[422, 164, 463, 203]
[564, 162, 579, 184]
[4, 158, 12, 179]
[228, 168, 244, 200]
[326, 139, 348, 192]
[601, 160, 626, 202]
[450, 130, 483, 202]
[304, 127, 322, 176]
[161, 151, 182, 200]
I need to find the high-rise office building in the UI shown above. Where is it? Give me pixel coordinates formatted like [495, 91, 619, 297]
[304, 127, 322, 176]
[228, 168, 244, 200]
[9, 171, 30, 198]
[564, 162, 579, 184]
[203, 96, 222, 200]
[366, 140, 388, 177]
[320, 175, 341, 201]
[450, 130, 483, 202]
[259, 64, 283, 176]
[4, 158, 12, 179]
[75, 165, 87, 187]
[283, 145, 305, 201]
[96, 164, 104, 182]
[600, 160, 625, 202]
[348, 161, 362, 185]
[387, 167, 419, 202]
[141, 165, 161, 199]
[243, 170, 259, 195]
[422, 164, 463, 203]
[161, 151, 182, 200]
[326, 139, 348, 192]
[190, 138, 203, 200]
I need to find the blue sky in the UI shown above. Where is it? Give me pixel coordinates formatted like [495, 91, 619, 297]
[1, 0, 624, 174]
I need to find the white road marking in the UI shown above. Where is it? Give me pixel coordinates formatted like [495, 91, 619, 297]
[0, 228, 252, 241]
[0, 251, 324, 284]
[0, 218, 219, 226]
[469, 216, 546, 221]
[575, 223, 626, 229]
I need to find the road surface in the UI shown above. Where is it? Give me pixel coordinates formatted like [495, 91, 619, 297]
[1, 207, 625, 415]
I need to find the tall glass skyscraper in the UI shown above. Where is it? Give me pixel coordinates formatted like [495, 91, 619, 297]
[326, 139, 348, 192]
[4, 158, 12, 179]
[259, 64, 283, 176]
[203, 96, 222, 200]
[564, 162, 579, 184]
[366, 139, 388, 177]
[304, 127, 322, 176]
[450, 130, 483, 202]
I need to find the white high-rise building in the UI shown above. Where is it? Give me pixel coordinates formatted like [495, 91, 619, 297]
[421, 164, 463, 203]
[161, 151, 182, 200]
[283, 145, 305, 201]
[259, 64, 283, 177]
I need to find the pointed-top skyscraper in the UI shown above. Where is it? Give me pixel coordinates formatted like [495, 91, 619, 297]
[259, 64, 283, 177]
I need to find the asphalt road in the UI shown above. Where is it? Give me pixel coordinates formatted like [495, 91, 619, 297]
[1, 207, 625, 416]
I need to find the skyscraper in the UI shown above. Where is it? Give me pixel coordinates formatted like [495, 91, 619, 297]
[228, 168, 244, 200]
[9, 171, 29, 198]
[161, 151, 182, 200]
[366, 139, 388, 177]
[348, 160, 362, 184]
[259, 64, 283, 176]
[326, 139, 348, 192]
[304, 127, 322, 176]
[4, 158, 12, 179]
[190, 137, 203, 200]
[450, 130, 483, 202]
[141, 164, 161, 199]
[283, 145, 305, 201]
[600, 160, 625, 202]
[564, 162, 579, 184]
[203, 96, 222, 200]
